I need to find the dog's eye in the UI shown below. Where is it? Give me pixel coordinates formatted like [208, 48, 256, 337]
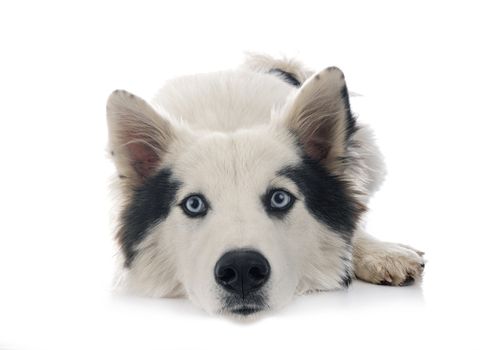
[269, 190, 294, 210]
[181, 194, 208, 217]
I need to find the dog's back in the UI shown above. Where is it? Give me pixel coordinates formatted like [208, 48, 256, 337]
[153, 71, 295, 132]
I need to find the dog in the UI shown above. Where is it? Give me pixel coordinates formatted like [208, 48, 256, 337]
[106, 54, 425, 318]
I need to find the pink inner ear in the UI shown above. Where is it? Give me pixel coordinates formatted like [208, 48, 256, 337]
[127, 142, 160, 179]
[304, 138, 330, 161]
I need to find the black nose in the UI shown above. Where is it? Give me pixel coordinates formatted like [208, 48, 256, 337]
[214, 249, 271, 298]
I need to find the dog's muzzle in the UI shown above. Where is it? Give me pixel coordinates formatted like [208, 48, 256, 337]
[214, 249, 270, 298]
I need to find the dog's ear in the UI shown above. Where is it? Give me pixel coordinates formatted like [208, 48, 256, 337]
[281, 67, 355, 173]
[107, 90, 174, 186]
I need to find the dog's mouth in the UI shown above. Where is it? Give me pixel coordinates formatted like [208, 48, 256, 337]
[229, 305, 264, 316]
[220, 293, 268, 317]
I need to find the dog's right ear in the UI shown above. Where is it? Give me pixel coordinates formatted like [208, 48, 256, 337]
[106, 90, 174, 187]
[279, 67, 355, 174]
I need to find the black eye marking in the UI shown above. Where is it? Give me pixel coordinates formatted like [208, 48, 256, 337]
[262, 188, 296, 218]
[278, 156, 366, 240]
[120, 168, 181, 267]
[180, 194, 209, 217]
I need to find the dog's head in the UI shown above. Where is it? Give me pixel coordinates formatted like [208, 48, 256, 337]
[107, 67, 365, 317]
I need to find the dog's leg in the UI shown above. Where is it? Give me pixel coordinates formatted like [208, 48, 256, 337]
[352, 229, 425, 286]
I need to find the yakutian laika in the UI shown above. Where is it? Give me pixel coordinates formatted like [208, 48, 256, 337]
[106, 54, 425, 318]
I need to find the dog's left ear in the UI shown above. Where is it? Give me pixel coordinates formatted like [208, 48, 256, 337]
[281, 67, 355, 173]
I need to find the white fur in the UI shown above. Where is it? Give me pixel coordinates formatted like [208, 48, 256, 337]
[107, 54, 425, 317]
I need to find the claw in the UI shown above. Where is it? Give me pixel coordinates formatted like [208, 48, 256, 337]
[400, 276, 415, 286]
[379, 280, 392, 286]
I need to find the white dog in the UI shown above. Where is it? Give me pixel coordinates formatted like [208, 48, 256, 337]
[106, 54, 425, 317]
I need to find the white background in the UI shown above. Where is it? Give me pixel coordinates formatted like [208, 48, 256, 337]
[1, 1, 499, 349]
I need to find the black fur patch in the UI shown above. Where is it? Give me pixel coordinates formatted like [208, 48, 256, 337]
[279, 157, 365, 240]
[341, 274, 352, 288]
[119, 168, 180, 267]
[341, 258, 353, 287]
[340, 84, 358, 139]
[268, 68, 301, 87]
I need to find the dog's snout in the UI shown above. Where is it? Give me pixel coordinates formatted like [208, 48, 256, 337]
[214, 250, 270, 297]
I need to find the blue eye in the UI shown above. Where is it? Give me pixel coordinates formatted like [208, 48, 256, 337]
[182, 195, 208, 217]
[269, 190, 294, 210]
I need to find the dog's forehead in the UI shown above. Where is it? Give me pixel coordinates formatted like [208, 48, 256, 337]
[171, 129, 300, 191]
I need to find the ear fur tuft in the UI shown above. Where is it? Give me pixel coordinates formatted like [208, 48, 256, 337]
[106, 90, 174, 187]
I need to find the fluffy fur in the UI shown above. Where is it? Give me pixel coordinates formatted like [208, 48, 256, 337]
[106, 54, 425, 317]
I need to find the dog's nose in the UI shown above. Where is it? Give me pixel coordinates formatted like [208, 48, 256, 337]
[214, 249, 270, 298]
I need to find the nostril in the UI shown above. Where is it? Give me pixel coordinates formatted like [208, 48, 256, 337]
[248, 266, 267, 282]
[218, 267, 237, 284]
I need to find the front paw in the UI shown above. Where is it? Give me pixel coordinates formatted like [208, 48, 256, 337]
[354, 242, 425, 286]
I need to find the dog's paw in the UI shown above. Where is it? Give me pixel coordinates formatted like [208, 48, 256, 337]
[354, 242, 425, 286]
